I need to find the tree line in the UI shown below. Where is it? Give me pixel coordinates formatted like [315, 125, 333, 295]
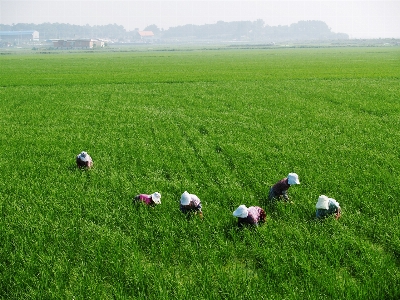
[0, 20, 348, 42]
[157, 20, 348, 41]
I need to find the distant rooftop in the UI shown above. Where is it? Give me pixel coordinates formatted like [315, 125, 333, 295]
[138, 31, 154, 37]
[0, 30, 38, 36]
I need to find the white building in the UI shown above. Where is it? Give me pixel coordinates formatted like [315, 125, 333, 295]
[0, 30, 39, 44]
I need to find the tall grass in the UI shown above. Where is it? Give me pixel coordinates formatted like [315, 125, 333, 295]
[0, 47, 399, 299]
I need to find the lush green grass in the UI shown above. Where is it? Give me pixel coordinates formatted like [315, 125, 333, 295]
[0, 47, 399, 299]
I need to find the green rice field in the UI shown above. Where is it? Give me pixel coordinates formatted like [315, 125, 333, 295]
[0, 46, 399, 299]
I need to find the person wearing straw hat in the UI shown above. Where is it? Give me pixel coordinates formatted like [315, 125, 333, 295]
[134, 192, 162, 206]
[268, 173, 300, 202]
[76, 151, 93, 168]
[315, 195, 341, 220]
[232, 205, 266, 228]
[180, 191, 203, 218]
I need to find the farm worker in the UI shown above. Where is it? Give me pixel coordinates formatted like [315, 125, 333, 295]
[134, 192, 161, 206]
[180, 191, 203, 218]
[315, 195, 341, 220]
[232, 205, 266, 227]
[268, 173, 300, 202]
[76, 151, 93, 168]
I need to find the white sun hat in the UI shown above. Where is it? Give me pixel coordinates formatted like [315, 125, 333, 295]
[233, 205, 249, 218]
[151, 192, 161, 204]
[316, 195, 329, 210]
[180, 191, 191, 205]
[288, 173, 300, 185]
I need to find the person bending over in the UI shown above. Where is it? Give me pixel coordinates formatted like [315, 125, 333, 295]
[233, 204, 266, 228]
[268, 172, 300, 202]
[180, 191, 203, 218]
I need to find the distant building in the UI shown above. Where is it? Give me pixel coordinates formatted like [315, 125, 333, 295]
[52, 39, 104, 49]
[0, 30, 39, 44]
[138, 31, 154, 42]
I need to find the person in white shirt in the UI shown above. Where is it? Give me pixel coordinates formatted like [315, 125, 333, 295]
[76, 151, 93, 168]
[315, 195, 341, 220]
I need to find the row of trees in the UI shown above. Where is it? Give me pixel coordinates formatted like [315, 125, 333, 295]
[159, 20, 348, 41]
[0, 20, 348, 42]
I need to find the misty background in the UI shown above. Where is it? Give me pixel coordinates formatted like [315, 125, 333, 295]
[1, 0, 399, 40]
[1, 20, 351, 44]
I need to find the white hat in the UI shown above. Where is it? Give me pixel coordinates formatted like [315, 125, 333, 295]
[233, 205, 249, 218]
[180, 191, 191, 205]
[79, 151, 90, 162]
[316, 195, 329, 210]
[151, 192, 161, 204]
[288, 173, 300, 185]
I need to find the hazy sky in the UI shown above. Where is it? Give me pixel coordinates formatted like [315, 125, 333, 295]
[1, 0, 399, 38]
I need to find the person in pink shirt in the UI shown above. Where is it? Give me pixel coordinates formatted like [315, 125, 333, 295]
[232, 205, 266, 228]
[134, 192, 161, 206]
[180, 191, 203, 218]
